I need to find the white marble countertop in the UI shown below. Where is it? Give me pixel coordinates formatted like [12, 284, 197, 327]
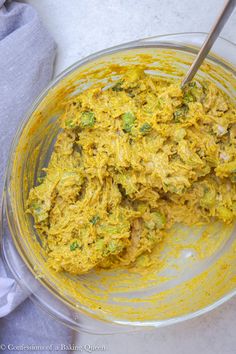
[1, 1, 236, 353]
[26, 0, 236, 76]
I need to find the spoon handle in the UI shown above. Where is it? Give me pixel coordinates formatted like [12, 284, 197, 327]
[181, 0, 236, 87]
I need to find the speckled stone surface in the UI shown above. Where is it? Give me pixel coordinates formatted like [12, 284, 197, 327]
[0, 0, 236, 353]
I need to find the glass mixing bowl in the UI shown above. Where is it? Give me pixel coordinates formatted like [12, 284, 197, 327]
[1, 33, 236, 334]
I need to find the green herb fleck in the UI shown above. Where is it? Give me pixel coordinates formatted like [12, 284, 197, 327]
[112, 81, 124, 92]
[182, 81, 200, 104]
[140, 122, 152, 134]
[231, 173, 236, 183]
[126, 88, 135, 98]
[70, 241, 80, 251]
[107, 240, 120, 253]
[173, 105, 189, 122]
[157, 97, 164, 109]
[30, 202, 48, 223]
[122, 112, 136, 133]
[90, 215, 100, 225]
[81, 111, 95, 128]
[32, 203, 42, 214]
[65, 119, 76, 128]
[37, 175, 45, 184]
[153, 211, 166, 229]
[188, 82, 197, 88]
[145, 211, 166, 230]
[183, 92, 195, 104]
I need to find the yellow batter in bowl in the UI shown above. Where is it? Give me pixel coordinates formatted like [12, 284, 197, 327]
[27, 66, 236, 276]
[5, 37, 236, 330]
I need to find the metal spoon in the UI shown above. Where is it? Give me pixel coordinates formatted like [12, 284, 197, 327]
[181, 0, 236, 87]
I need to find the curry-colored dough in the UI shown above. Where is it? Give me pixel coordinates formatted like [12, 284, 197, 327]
[27, 68, 236, 275]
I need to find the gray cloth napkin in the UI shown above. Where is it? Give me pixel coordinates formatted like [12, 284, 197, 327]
[0, 0, 56, 317]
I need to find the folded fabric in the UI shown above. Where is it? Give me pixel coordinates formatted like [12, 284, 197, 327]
[0, 261, 30, 317]
[0, 0, 56, 317]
